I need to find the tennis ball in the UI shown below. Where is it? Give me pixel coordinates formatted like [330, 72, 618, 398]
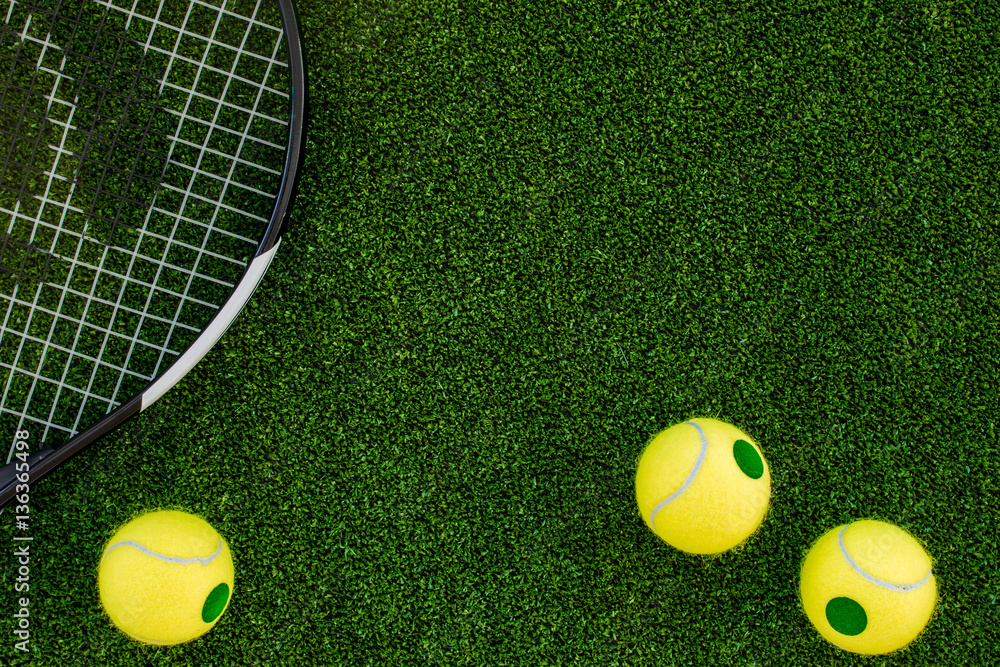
[98, 510, 234, 645]
[635, 418, 770, 554]
[799, 520, 937, 655]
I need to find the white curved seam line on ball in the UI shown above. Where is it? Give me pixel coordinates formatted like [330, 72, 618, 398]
[837, 525, 932, 593]
[650, 420, 708, 531]
[102, 539, 223, 566]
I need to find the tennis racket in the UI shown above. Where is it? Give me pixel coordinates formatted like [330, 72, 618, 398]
[0, 0, 305, 507]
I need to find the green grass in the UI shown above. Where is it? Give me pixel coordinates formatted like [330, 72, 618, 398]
[3, 0, 999, 664]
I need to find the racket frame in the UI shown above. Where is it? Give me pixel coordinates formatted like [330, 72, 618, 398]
[0, 0, 307, 507]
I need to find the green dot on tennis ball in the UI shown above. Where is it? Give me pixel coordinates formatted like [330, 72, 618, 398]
[826, 596, 868, 636]
[202, 583, 230, 623]
[733, 439, 764, 479]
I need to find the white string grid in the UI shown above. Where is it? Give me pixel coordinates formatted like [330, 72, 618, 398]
[0, 0, 290, 447]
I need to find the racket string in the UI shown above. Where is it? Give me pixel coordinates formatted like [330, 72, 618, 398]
[1, 0, 292, 445]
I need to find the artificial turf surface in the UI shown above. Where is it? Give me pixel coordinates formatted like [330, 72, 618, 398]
[3, 0, 999, 664]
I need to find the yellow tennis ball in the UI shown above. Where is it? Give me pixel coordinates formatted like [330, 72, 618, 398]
[98, 510, 234, 645]
[634, 418, 771, 554]
[799, 520, 937, 655]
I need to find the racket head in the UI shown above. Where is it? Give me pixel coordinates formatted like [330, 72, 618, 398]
[0, 0, 306, 505]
